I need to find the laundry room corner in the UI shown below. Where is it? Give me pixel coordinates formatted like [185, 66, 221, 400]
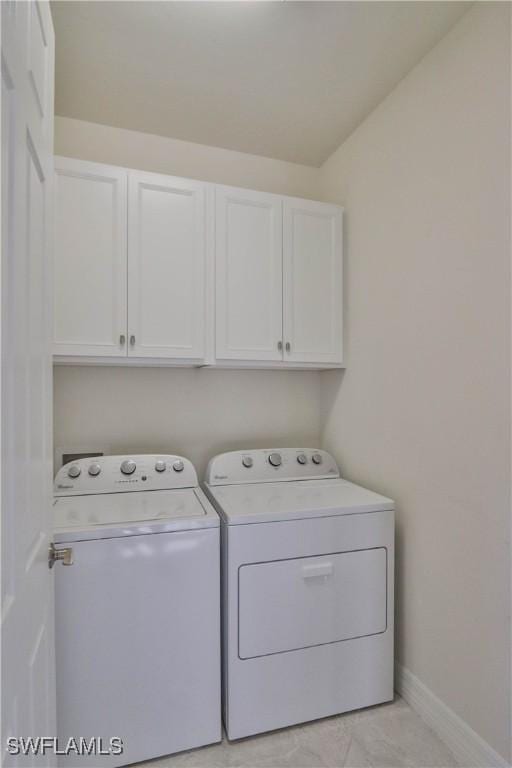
[3, 2, 511, 767]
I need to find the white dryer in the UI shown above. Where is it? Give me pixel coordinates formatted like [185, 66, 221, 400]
[53, 455, 221, 766]
[204, 448, 394, 741]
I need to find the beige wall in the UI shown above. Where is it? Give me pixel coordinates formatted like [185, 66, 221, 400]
[54, 118, 322, 477]
[319, 3, 510, 760]
[55, 116, 320, 197]
[54, 366, 320, 478]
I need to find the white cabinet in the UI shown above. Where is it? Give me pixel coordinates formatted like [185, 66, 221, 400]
[53, 158, 343, 368]
[128, 171, 207, 360]
[54, 158, 127, 357]
[214, 189, 343, 367]
[283, 198, 343, 365]
[53, 160, 208, 363]
[215, 186, 282, 362]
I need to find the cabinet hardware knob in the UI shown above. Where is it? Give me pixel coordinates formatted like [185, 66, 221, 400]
[130, 335, 135, 346]
[285, 342, 291, 352]
[119, 334, 126, 345]
[277, 341, 283, 351]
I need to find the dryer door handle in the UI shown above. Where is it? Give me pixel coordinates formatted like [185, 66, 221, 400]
[302, 561, 333, 579]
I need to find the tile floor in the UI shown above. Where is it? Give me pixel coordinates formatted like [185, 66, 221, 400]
[137, 697, 459, 768]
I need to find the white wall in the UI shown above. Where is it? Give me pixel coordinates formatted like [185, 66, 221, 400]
[319, 3, 510, 760]
[53, 118, 322, 476]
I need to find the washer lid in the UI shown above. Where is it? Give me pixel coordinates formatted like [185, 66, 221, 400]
[53, 488, 219, 543]
[204, 479, 393, 525]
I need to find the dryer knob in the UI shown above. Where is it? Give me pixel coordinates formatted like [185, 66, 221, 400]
[173, 460, 184, 473]
[312, 453, 323, 465]
[120, 459, 136, 475]
[67, 464, 81, 479]
[242, 456, 253, 468]
[155, 460, 166, 473]
[297, 453, 308, 465]
[88, 462, 101, 477]
[268, 452, 282, 467]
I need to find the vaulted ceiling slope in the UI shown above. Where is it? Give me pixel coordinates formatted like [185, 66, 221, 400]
[52, 1, 470, 167]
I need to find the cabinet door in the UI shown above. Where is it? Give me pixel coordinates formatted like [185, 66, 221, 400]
[54, 157, 128, 357]
[128, 171, 207, 360]
[283, 199, 343, 365]
[215, 186, 283, 361]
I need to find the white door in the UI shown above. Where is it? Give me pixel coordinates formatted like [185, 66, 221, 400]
[128, 171, 207, 360]
[238, 549, 387, 658]
[2, 0, 56, 763]
[54, 157, 128, 358]
[283, 199, 343, 365]
[215, 186, 283, 362]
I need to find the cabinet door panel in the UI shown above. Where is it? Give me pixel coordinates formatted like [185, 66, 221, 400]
[283, 199, 343, 364]
[128, 172, 207, 360]
[54, 158, 128, 356]
[216, 186, 282, 361]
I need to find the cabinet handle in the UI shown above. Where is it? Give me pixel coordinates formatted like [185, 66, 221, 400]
[119, 334, 126, 346]
[285, 342, 291, 352]
[130, 335, 135, 346]
[277, 341, 283, 351]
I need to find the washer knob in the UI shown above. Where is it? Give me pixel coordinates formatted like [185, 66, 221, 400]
[297, 453, 308, 465]
[242, 456, 253, 468]
[312, 453, 323, 465]
[67, 464, 81, 479]
[173, 460, 184, 473]
[88, 462, 101, 477]
[120, 459, 136, 475]
[268, 452, 282, 467]
[155, 460, 166, 473]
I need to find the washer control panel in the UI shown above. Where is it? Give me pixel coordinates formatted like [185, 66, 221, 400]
[206, 449, 339, 486]
[54, 455, 198, 496]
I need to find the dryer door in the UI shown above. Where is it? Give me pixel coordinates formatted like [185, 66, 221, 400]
[238, 548, 387, 659]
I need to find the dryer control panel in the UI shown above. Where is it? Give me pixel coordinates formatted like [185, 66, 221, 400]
[54, 455, 198, 496]
[205, 449, 340, 486]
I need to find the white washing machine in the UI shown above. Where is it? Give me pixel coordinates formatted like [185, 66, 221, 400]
[204, 448, 394, 741]
[53, 455, 221, 767]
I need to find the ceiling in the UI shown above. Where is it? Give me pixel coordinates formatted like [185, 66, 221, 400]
[52, 1, 470, 167]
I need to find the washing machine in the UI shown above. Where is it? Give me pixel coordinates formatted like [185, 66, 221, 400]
[53, 455, 221, 766]
[204, 448, 394, 741]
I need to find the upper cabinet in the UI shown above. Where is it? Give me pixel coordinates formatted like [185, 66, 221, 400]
[215, 188, 343, 367]
[53, 157, 343, 369]
[283, 199, 343, 365]
[54, 159, 208, 364]
[54, 158, 128, 357]
[128, 171, 207, 360]
[215, 187, 282, 362]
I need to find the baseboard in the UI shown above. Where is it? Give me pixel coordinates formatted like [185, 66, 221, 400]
[395, 662, 510, 768]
